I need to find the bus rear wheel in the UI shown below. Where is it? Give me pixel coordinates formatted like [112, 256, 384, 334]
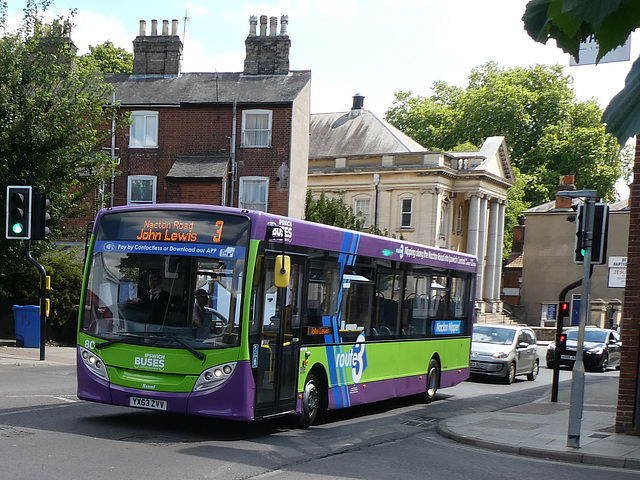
[296, 372, 325, 428]
[420, 358, 440, 403]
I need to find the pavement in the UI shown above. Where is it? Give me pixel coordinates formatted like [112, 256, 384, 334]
[1, 339, 639, 470]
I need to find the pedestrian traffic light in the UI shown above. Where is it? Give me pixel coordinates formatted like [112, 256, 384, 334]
[31, 190, 51, 240]
[5, 185, 32, 240]
[573, 203, 609, 264]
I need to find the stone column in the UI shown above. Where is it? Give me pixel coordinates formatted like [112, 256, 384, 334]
[492, 201, 506, 312]
[466, 194, 480, 257]
[476, 196, 488, 307]
[484, 199, 499, 310]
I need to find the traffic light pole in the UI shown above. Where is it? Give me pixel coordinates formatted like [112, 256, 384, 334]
[557, 189, 597, 448]
[25, 240, 47, 361]
[552, 279, 582, 402]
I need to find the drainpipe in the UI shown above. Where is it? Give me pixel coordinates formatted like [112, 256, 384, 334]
[110, 92, 116, 208]
[230, 100, 237, 207]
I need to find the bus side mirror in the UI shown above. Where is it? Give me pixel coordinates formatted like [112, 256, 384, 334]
[274, 255, 291, 288]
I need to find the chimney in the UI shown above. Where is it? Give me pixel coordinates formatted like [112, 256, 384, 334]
[133, 19, 183, 76]
[244, 14, 291, 75]
[350, 93, 365, 117]
[555, 175, 576, 209]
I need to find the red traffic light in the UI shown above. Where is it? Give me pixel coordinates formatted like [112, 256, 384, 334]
[558, 333, 567, 350]
[558, 301, 570, 319]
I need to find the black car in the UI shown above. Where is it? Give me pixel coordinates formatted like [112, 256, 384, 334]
[546, 327, 621, 372]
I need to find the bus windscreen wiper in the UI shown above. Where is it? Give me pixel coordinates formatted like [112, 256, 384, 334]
[141, 332, 206, 361]
[95, 332, 143, 349]
[95, 332, 205, 361]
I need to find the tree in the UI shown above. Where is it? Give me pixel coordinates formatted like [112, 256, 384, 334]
[385, 63, 630, 206]
[0, 2, 126, 327]
[522, 0, 640, 144]
[76, 40, 133, 73]
[305, 190, 366, 231]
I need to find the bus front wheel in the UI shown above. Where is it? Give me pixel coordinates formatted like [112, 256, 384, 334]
[296, 372, 325, 428]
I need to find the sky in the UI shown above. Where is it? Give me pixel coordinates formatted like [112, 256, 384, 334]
[5, 0, 638, 117]
[4, 0, 637, 196]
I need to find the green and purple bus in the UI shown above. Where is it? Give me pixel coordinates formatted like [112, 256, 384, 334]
[77, 204, 476, 427]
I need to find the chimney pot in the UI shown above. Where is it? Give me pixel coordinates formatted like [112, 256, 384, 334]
[249, 15, 257, 36]
[162, 20, 169, 36]
[259, 15, 267, 36]
[352, 93, 365, 111]
[280, 15, 289, 35]
[151, 19, 158, 36]
[171, 19, 178, 35]
[139, 20, 146, 36]
[269, 16, 277, 36]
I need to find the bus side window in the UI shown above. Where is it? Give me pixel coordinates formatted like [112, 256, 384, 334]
[373, 269, 402, 339]
[339, 267, 374, 342]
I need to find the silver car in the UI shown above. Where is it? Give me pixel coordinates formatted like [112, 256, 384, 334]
[469, 324, 539, 384]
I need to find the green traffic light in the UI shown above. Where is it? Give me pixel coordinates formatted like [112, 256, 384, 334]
[11, 222, 24, 234]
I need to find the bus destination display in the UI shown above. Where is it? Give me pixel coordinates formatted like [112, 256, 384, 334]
[136, 219, 224, 244]
[97, 210, 250, 247]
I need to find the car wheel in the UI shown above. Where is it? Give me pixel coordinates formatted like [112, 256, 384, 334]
[502, 362, 516, 384]
[598, 354, 609, 373]
[546, 360, 554, 369]
[527, 360, 539, 381]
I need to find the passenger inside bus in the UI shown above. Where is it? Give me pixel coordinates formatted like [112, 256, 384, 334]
[192, 288, 210, 328]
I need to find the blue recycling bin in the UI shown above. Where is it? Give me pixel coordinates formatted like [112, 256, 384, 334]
[13, 305, 41, 348]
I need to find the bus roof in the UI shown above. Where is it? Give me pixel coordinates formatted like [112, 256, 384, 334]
[94, 204, 478, 273]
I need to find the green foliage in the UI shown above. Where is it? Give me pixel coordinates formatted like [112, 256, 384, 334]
[503, 167, 531, 257]
[305, 190, 366, 231]
[385, 63, 630, 206]
[17, 246, 83, 328]
[0, 2, 126, 325]
[523, 0, 640, 144]
[76, 40, 133, 73]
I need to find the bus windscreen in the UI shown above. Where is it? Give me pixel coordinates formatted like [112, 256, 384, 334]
[82, 210, 250, 349]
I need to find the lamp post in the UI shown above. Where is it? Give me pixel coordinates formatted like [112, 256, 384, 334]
[373, 173, 380, 228]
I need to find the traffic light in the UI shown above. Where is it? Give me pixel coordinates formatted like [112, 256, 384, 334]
[5, 185, 32, 240]
[558, 301, 570, 321]
[574, 205, 584, 262]
[573, 203, 609, 264]
[558, 333, 567, 352]
[31, 190, 51, 240]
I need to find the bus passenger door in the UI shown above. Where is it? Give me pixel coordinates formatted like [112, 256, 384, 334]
[254, 255, 304, 418]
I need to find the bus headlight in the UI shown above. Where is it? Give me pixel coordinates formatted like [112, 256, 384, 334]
[194, 362, 237, 392]
[80, 346, 109, 381]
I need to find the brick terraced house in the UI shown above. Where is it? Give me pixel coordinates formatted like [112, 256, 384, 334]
[96, 15, 310, 220]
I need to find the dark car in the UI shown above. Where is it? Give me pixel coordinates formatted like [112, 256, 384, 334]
[546, 327, 621, 372]
[470, 324, 539, 384]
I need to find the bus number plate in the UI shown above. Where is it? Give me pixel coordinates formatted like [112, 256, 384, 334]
[130, 396, 167, 411]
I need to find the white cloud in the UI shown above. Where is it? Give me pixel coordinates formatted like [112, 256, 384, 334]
[68, 10, 132, 54]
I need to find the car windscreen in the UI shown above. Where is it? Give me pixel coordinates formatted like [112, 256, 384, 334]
[566, 329, 607, 343]
[472, 326, 516, 345]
